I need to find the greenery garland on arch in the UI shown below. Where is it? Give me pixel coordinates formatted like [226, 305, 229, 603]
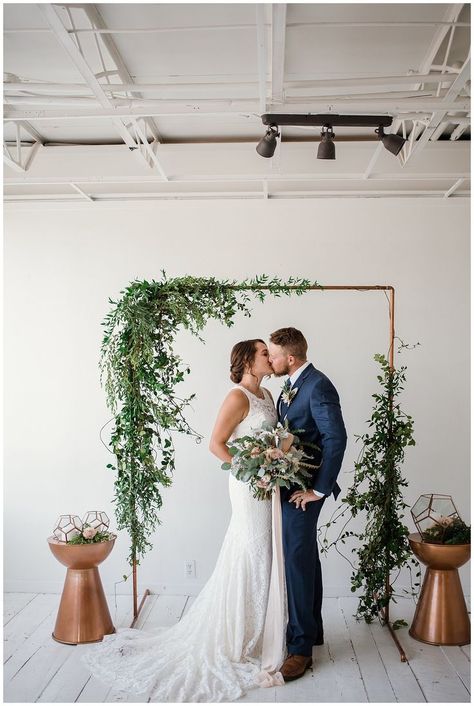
[100, 273, 315, 566]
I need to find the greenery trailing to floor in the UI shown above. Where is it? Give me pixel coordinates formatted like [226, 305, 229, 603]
[319, 352, 420, 628]
[101, 272, 316, 565]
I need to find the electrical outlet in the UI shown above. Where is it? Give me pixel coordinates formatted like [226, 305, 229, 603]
[184, 560, 196, 578]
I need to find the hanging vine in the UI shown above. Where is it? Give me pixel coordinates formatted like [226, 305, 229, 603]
[319, 351, 421, 627]
[100, 273, 315, 565]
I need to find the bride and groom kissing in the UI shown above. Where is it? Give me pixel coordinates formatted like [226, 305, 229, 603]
[83, 327, 347, 703]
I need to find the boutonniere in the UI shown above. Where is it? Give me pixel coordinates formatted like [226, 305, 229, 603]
[281, 380, 298, 406]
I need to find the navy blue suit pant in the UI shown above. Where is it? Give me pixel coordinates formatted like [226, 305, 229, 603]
[281, 492, 326, 656]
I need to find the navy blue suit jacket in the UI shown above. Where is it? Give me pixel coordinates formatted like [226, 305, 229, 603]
[277, 363, 347, 501]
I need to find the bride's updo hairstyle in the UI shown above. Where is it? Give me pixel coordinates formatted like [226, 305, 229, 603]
[230, 339, 265, 384]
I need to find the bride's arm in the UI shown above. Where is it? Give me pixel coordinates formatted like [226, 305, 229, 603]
[209, 390, 249, 464]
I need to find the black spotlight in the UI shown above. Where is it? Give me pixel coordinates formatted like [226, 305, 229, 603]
[376, 126, 407, 156]
[256, 126, 280, 158]
[317, 125, 335, 160]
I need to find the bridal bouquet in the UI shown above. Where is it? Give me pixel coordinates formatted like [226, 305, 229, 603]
[222, 422, 319, 500]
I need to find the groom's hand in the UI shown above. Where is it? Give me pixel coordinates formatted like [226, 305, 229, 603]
[289, 490, 323, 511]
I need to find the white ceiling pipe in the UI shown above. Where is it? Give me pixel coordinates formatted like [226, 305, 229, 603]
[2, 74, 459, 95]
[4, 96, 108, 106]
[4, 97, 471, 121]
[4, 191, 470, 205]
[3, 20, 470, 34]
[4, 100, 470, 122]
[4, 88, 453, 106]
[284, 90, 444, 101]
[5, 173, 470, 187]
[4, 111, 444, 123]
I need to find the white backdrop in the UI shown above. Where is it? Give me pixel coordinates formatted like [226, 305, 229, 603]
[4, 198, 470, 600]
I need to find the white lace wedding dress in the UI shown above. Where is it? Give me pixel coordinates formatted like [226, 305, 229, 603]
[81, 385, 286, 702]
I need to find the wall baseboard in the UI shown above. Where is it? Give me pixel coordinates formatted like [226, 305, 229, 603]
[6, 579, 465, 602]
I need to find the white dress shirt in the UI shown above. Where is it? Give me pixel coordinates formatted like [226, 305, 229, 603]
[287, 361, 325, 500]
[289, 360, 311, 387]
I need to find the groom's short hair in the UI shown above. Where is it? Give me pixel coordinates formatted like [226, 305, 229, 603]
[270, 327, 308, 360]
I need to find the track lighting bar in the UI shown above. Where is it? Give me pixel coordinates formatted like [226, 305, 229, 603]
[261, 113, 393, 128]
[257, 113, 406, 159]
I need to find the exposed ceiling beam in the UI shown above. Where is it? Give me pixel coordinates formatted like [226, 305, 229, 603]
[3, 121, 42, 172]
[430, 121, 449, 141]
[403, 55, 470, 164]
[450, 120, 470, 140]
[82, 4, 164, 144]
[70, 182, 94, 201]
[21, 141, 41, 171]
[271, 4, 287, 104]
[7, 87, 458, 106]
[406, 4, 465, 104]
[15, 120, 45, 144]
[5, 172, 470, 187]
[2, 73, 463, 94]
[4, 20, 470, 34]
[256, 4, 268, 114]
[443, 177, 465, 197]
[367, 4, 468, 172]
[363, 142, 384, 180]
[37, 3, 167, 178]
[4, 190, 470, 205]
[4, 95, 470, 122]
[3, 147, 25, 173]
[418, 5, 465, 77]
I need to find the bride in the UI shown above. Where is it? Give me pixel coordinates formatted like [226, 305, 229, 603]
[82, 339, 289, 702]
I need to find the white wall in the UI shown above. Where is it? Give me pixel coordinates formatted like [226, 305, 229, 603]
[4, 198, 470, 602]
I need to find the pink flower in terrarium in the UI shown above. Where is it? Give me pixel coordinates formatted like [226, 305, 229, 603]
[83, 526, 98, 539]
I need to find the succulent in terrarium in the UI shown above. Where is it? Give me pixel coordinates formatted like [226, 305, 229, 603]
[411, 494, 470, 544]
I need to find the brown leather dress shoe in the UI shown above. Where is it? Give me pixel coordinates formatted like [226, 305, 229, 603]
[279, 654, 313, 682]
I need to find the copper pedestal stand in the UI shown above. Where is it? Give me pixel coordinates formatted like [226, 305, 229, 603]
[408, 532, 470, 646]
[48, 536, 116, 645]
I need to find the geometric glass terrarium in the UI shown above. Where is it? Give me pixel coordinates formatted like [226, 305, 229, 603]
[411, 494, 460, 543]
[82, 511, 110, 532]
[52, 514, 83, 542]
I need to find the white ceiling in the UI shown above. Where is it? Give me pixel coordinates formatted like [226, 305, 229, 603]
[3, 3, 471, 202]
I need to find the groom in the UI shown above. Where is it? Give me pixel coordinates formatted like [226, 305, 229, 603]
[268, 327, 347, 682]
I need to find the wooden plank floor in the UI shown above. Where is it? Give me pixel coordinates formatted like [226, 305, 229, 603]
[3, 593, 470, 703]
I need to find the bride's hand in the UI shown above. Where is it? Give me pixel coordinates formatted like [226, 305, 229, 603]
[280, 433, 294, 453]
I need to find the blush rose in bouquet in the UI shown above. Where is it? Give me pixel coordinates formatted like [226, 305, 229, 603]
[221, 421, 319, 500]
